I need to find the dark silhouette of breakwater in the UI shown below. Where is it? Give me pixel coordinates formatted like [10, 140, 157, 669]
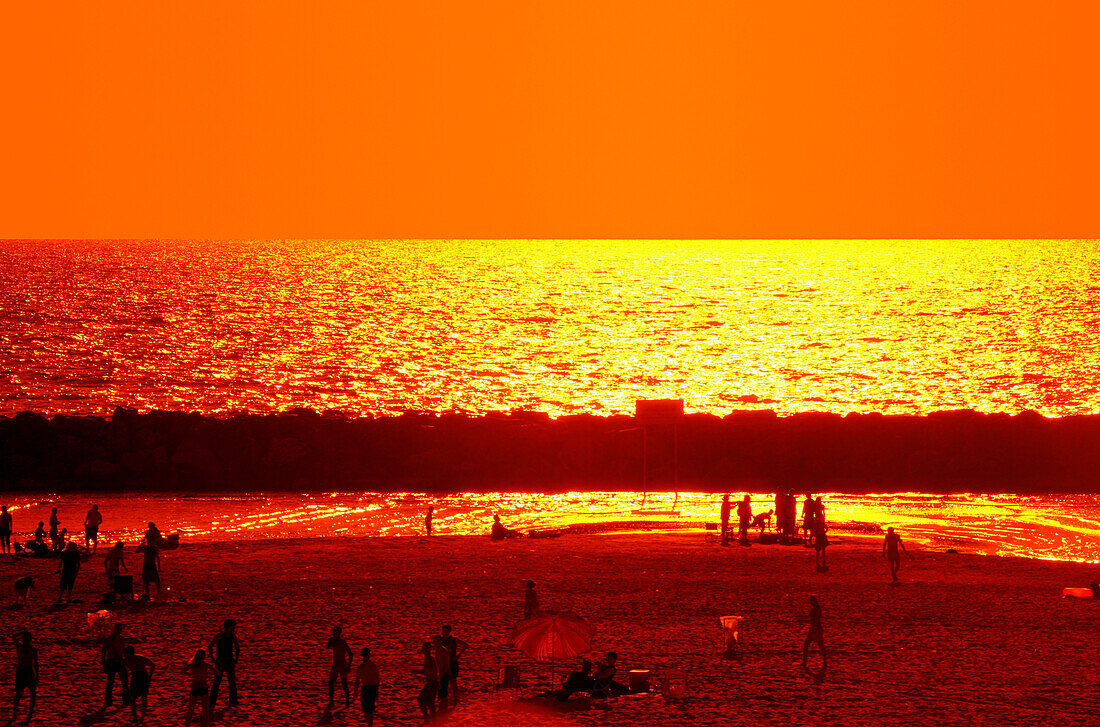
[1, 407, 1098, 493]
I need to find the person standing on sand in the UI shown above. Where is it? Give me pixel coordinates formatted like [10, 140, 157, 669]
[84, 504, 103, 554]
[0, 505, 12, 555]
[141, 543, 160, 600]
[12, 631, 38, 722]
[208, 619, 241, 708]
[101, 622, 130, 709]
[883, 527, 909, 583]
[439, 625, 468, 706]
[736, 495, 752, 544]
[801, 596, 827, 671]
[353, 647, 379, 727]
[49, 507, 62, 551]
[774, 491, 786, 540]
[57, 541, 81, 603]
[105, 542, 127, 585]
[523, 580, 539, 619]
[325, 625, 353, 711]
[813, 518, 829, 572]
[431, 635, 452, 706]
[183, 649, 214, 727]
[124, 645, 154, 724]
[802, 493, 815, 545]
[720, 494, 731, 546]
[413, 641, 439, 722]
[425, 506, 433, 537]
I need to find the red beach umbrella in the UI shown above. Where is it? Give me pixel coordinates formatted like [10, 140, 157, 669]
[511, 610, 596, 663]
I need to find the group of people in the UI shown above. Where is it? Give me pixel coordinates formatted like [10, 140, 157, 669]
[0, 504, 104, 557]
[720, 493, 830, 563]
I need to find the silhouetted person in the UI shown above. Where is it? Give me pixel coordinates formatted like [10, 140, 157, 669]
[425, 506, 433, 537]
[143, 522, 162, 548]
[431, 635, 452, 706]
[183, 649, 213, 727]
[84, 504, 103, 554]
[105, 542, 127, 586]
[559, 658, 593, 699]
[48, 508, 61, 551]
[523, 580, 539, 619]
[801, 596, 827, 671]
[490, 514, 523, 541]
[124, 645, 154, 724]
[353, 647, 379, 727]
[101, 622, 130, 709]
[33, 521, 46, 549]
[13, 576, 33, 608]
[141, 543, 160, 600]
[813, 519, 829, 572]
[57, 542, 81, 603]
[0, 506, 12, 555]
[720, 494, 731, 546]
[413, 641, 439, 721]
[593, 651, 626, 694]
[815, 496, 827, 531]
[802, 493, 815, 544]
[439, 625, 468, 705]
[12, 631, 37, 723]
[883, 527, 908, 583]
[774, 491, 786, 539]
[736, 495, 752, 544]
[208, 619, 240, 708]
[325, 625, 353, 711]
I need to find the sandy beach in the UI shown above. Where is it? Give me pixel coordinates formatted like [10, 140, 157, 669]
[1, 532, 1099, 726]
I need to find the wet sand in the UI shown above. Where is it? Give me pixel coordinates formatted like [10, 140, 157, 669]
[1, 533, 1099, 726]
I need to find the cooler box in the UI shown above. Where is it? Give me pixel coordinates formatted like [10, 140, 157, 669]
[113, 574, 134, 595]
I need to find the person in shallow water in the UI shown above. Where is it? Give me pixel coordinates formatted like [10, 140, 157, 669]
[352, 647, 379, 727]
[883, 527, 909, 583]
[325, 625, 353, 711]
[490, 514, 523, 540]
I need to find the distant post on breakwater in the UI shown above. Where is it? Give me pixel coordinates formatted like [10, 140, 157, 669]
[633, 399, 684, 515]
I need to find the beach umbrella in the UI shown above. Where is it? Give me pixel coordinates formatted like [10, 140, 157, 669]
[511, 610, 595, 663]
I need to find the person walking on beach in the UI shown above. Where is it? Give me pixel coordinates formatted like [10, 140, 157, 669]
[105, 541, 127, 585]
[124, 645, 154, 724]
[439, 625, 468, 706]
[353, 647, 379, 727]
[736, 495, 752, 545]
[141, 542, 160, 600]
[101, 622, 130, 709]
[801, 596, 827, 671]
[802, 493, 815, 545]
[0, 505, 12, 555]
[325, 625, 353, 711]
[425, 506, 433, 537]
[523, 580, 539, 619]
[720, 494, 731, 546]
[208, 619, 241, 708]
[57, 541, 81, 603]
[49, 508, 62, 551]
[12, 631, 38, 723]
[883, 527, 909, 584]
[813, 518, 829, 572]
[84, 504, 103, 554]
[183, 649, 214, 727]
[413, 641, 439, 722]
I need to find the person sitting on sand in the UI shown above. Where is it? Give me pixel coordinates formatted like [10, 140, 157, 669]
[325, 625, 353, 711]
[101, 622, 129, 709]
[84, 504, 103, 555]
[353, 648, 379, 727]
[751, 509, 773, 537]
[141, 542, 160, 600]
[33, 521, 46, 545]
[412, 641, 439, 721]
[523, 580, 539, 619]
[105, 542, 127, 585]
[183, 649, 214, 727]
[813, 518, 829, 572]
[57, 542, 81, 603]
[801, 596, 827, 672]
[124, 645, 154, 724]
[736, 495, 752, 544]
[0, 505, 12, 555]
[558, 659, 594, 700]
[14, 576, 33, 607]
[13, 630, 38, 723]
[490, 514, 523, 541]
[883, 527, 908, 583]
[593, 652, 627, 695]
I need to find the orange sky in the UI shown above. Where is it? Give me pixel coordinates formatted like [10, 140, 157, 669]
[3, 2, 1098, 239]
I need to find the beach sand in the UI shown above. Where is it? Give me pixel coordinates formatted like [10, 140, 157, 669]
[1, 532, 1098, 726]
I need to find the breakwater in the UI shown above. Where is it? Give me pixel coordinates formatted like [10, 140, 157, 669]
[2, 407, 1099, 492]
